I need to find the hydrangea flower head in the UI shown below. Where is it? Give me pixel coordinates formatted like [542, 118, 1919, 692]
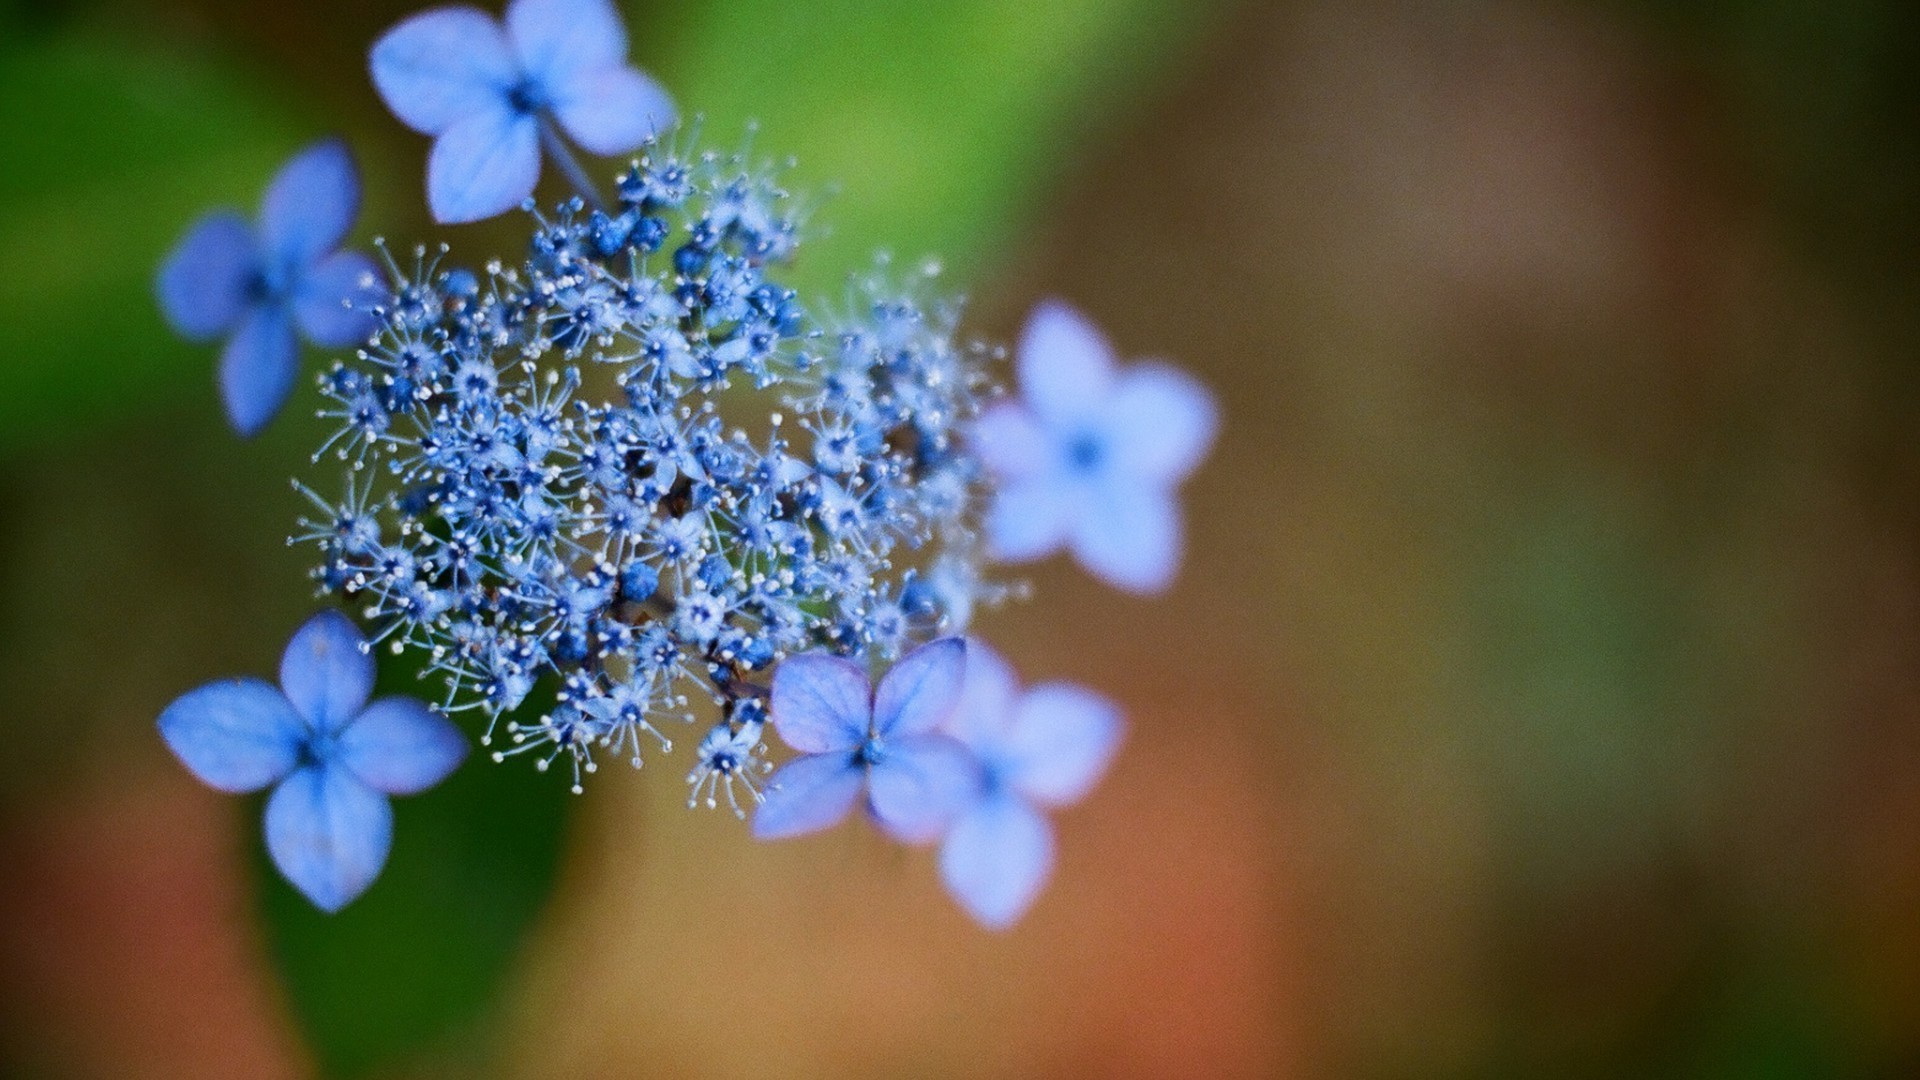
[753, 639, 980, 843]
[156, 139, 380, 435]
[370, 0, 676, 223]
[157, 611, 467, 911]
[974, 300, 1218, 593]
[937, 637, 1122, 928]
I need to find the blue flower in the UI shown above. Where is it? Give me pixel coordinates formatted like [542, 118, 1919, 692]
[156, 139, 381, 436]
[973, 300, 1218, 593]
[937, 637, 1122, 929]
[370, 0, 676, 223]
[753, 638, 979, 843]
[157, 611, 468, 911]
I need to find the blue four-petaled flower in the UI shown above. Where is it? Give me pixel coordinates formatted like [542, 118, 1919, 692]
[752, 638, 980, 844]
[936, 638, 1122, 929]
[973, 300, 1219, 594]
[156, 139, 381, 437]
[370, 0, 677, 223]
[157, 611, 468, 911]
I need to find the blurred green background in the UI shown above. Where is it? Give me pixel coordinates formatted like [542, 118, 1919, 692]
[5, 0, 1920, 1076]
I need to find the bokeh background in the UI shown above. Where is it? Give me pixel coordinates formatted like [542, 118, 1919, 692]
[5, 0, 1920, 1076]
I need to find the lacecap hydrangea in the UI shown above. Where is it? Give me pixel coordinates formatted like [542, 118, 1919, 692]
[152, 0, 1216, 930]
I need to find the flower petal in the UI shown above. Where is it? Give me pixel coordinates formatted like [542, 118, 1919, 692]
[427, 106, 540, 224]
[155, 211, 259, 341]
[294, 250, 383, 347]
[873, 637, 967, 739]
[264, 765, 393, 912]
[369, 6, 516, 135]
[1104, 363, 1217, 485]
[866, 734, 979, 844]
[506, 0, 626, 90]
[279, 610, 375, 735]
[336, 697, 468, 795]
[1068, 481, 1180, 594]
[939, 793, 1054, 930]
[218, 303, 299, 437]
[1017, 300, 1115, 425]
[157, 678, 305, 793]
[945, 636, 1020, 749]
[1004, 683, 1123, 807]
[550, 64, 676, 156]
[769, 652, 870, 753]
[751, 750, 864, 840]
[260, 139, 361, 269]
[969, 401, 1054, 485]
[984, 477, 1075, 564]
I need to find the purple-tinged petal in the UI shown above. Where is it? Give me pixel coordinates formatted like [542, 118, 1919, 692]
[1017, 300, 1115, 425]
[969, 401, 1053, 485]
[550, 64, 676, 156]
[1104, 363, 1218, 485]
[279, 611, 375, 735]
[939, 792, 1054, 930]
[945, 636, 1020, 750]
[769, 653, 870, 753]
[156, 211, 259, 341]
[1003, 683, 1123, 807]
[157, 678, 305, 793]
[218, 303, 299, 437]
[336, 697, 468, 795]
[751, 750, 864, 839]
[264, 765, 392, 912]
[984, 477, 1075, 564]
[872, 637, 967, 739]
[294, 250, 383, 347]
[505, 0, 626, 90]
[260, 139, 360, 268]
[866, 734, 980, 844]
[427, 106, 540, 224]
[369, 6, 517, 135]
[1068, 482, 1180, 594]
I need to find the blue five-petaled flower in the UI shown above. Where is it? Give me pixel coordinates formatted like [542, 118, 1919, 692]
[753, 638, 980, 844]
[156, 139, 380, 438]
[370, 0, 677, 223]
[937, 638, 1122, 929]
[973, 300, 1219, 594]
[157, 611, 468, 912]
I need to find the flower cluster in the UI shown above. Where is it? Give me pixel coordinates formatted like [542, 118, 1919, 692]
[152, 0, 1215, 927]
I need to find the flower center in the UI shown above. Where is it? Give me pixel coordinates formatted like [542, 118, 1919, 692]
[507, 78, 548, 115]
[1065, 431, 1105, 473]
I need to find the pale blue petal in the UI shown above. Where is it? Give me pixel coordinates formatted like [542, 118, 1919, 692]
[369, 6, 516, 135]
[944, 636, 1020, 750]
[769, 652, 870, 753]
[336, 697, 468, 795]
[1017, 300, 1115, 426]
[866, 734, 979, 845]
[427, 106, 540, 224]
[260, 139, 360, 268]
[968, 401, 1053, 485]
[293, 250, 383, 347]
[1104, 363, 1218, 485]
[551, 65, 675, 155]
[751, 751, 864, 839]
[218, 304, 299, 437]
[155, 211, 259, 341]
[506, 0, 625, 91]
[1068, 481, 1180, 594]
[264, 765, 392, 913]
[985, 477, 1075, 563]
[1003, 683, 1123, 807]
[279, 611, 375, 735]
[872, 637, 967, 739]
[939, 793, 1054, 930]
[157, 678, 305, 793]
